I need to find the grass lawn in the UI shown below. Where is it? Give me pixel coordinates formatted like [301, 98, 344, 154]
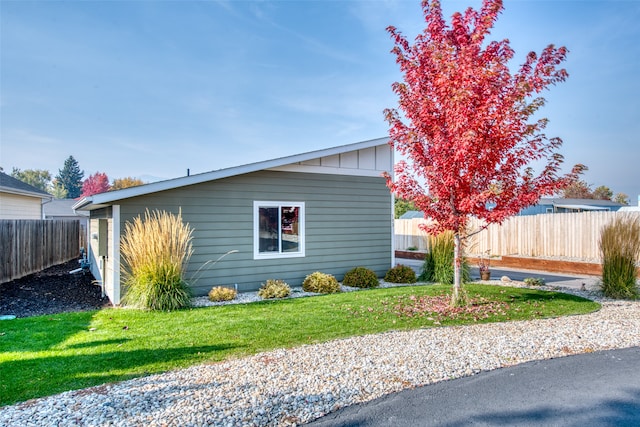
[0, 284, 600, 406]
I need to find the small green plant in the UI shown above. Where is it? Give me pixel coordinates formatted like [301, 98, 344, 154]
[524, 277, 545, 287]
[419, 231, 470, 284]
[407, 246, 418, 251]
[342, 267, 379, 288]
[258, 279, 291, 299]
[120, 209, 193, 311]
[302, 272, 340, 294]
[208, 286, 237, 302]
[384, 264, 417, 284]
[599, 215, 640, 299]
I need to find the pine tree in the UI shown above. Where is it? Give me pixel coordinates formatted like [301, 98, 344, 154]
[56, 156, 84, 199]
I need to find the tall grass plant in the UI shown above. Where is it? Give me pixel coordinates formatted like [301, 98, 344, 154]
[420, 231, 470, 284]
[599, 214, 640, 299]
[121, 209, 194, 310]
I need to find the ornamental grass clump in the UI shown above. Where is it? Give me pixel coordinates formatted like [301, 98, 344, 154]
[121, 209, 193, 311]
[258, 279, 291, 299]
[599, 215, 640, 299]
[420, 231, 470, 284]
[302, 272, 340, 294]
[208, 286, 237, 302]
[384, 264, 417, 284]
[342, 267, 379, 288]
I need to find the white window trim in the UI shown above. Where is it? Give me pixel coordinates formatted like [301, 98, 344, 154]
[253, 201, 305, 260]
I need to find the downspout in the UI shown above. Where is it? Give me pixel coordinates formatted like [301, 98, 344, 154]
[41, 195, 53, 219]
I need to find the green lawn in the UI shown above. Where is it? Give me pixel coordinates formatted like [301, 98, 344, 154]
[0, 284, 600, 406]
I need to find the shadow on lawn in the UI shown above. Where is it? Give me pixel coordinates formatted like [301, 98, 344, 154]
[0, 343, 239, 407]
[0, 311, 97, 353]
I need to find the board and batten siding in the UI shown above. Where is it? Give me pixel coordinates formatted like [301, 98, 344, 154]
[117, 170, 392, 296]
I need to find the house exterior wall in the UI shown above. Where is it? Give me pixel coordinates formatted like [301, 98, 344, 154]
[87, 207, 119, 302]
[114, 170, 392, 296]
[0, 193, 43, 219]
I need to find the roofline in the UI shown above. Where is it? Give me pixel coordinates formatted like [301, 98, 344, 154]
[1, 186, 53, 200]
[74, 137, 390, 211]
[538, 197, 623, 207]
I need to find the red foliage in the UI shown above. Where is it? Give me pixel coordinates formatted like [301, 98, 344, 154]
[385, 0, 584, 236]
[81, 172, 110, 197]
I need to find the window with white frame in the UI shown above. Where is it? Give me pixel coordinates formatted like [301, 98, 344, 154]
[254, 201, 305, 259]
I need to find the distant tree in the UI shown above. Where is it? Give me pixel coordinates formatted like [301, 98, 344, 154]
[394, 198, 417, 219]
[385, 0, 583, 306]
[81, 172, 110, 197]
[10, 168, 51, 192]
[49, 179, 68, 199]
[592, 185, 613, 200]
[561, 179, 593, 199]
[111, 177, 145, 191]
[56, 156, 84, 198]
[613, 193, 629, 205]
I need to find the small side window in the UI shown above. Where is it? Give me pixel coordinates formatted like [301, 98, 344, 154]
[254, 201, 305, 259]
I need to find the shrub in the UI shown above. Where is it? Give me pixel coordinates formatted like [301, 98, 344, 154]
[302, 272, 340, 294]
[384, 264, 417, 284]
[599, 215, 640, 299]
[420, 231, 470, 284]
[342, 267, 379, 288]
[258, 279, 291, 299]
[121, 209, 193, 310]
[524, 277, 545, 287]
[208, 286, 237, 302]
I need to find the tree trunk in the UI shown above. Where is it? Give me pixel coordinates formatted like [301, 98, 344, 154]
[451, 232, 464, 307]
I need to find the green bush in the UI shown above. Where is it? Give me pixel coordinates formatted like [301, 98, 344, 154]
[524, 277, 545, 287]
[599, 215, 640, 299]
[384, 264, 417, 283]
[208, 286, 237, 302]
[121, 209, 193, 310]
[302, 272, 340, 294]
[342, 267, 379, 288]
[258, 279, 291, 299]
[419, 231, 469, 284]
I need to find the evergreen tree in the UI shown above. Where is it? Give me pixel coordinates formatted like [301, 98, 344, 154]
[56, 156, 84, 198]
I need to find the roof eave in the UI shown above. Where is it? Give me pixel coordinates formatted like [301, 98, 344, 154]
[75, 137, 391, 210]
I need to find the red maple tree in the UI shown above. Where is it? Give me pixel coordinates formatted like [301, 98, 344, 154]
[385, 0, 584, 305]
[80, 172, 110, 197]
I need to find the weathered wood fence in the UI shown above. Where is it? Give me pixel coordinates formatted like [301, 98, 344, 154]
[0, 220, 81, 284]
[395, 211, 640, 262]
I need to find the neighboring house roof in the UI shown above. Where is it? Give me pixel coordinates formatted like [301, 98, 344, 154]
[74, 137, 391, 211]
[43, 199, 89, 218]
[0, 172, 52, 199]
[399, 210, 425, 219]
[537, 198, 623, 208]
[397, 197, 625, 219]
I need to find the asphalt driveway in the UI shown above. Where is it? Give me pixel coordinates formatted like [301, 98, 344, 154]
[306, 347, 640, 426]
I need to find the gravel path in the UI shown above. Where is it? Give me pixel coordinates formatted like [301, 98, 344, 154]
[1, 286, 639, 426]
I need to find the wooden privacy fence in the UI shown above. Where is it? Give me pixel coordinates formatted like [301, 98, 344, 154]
[395, 211, 640, 262]
[0, 220, 81, 284]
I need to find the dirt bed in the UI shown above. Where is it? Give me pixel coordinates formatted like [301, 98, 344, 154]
[0, 259, 110, 318]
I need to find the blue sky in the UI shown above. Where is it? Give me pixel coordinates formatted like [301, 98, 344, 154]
[1, 0, 638, 202]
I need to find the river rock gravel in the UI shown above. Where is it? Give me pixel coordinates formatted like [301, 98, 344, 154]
[1, 288, 639, 426]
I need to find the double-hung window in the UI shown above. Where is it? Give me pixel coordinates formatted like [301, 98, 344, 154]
[253, 201, 305, 259]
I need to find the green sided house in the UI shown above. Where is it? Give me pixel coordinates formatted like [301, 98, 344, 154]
[73, 138, 395, 305]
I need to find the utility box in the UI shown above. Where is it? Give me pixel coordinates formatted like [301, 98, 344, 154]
[97, 219, 108, 257]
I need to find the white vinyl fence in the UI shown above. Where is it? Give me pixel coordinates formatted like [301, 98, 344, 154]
[395, 211, 640, 262]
